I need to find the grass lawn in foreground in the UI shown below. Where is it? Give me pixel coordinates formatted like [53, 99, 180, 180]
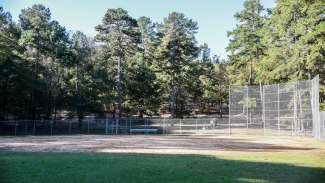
[1, 151, 325, 183]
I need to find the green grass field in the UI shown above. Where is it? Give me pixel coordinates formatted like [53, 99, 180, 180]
[1, 151, 325, 183]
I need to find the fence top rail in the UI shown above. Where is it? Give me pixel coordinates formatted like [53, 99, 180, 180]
[0, 117, 226, 123]
[229, 77, 316, 88]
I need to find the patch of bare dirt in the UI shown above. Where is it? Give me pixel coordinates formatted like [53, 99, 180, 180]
[0, 135, 324, 154]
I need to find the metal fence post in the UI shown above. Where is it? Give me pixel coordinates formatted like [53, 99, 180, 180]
[124, 118, 126, 134]
[179, 119, 182, 135]
[262, 86, 266, 135]
[246, 86, 249, 129]
[14, 120, 17, 136]
[277, 84, 280, 135]
[69, 120, 71, 134]
[25, 121, 28, 135]
[116, 118, 118, 135]
[293, 84, 297, 136]
[105, 119, 108, 135]
[50, 120, 53, 136]
[228, 85, 231, 136]
[87, 120, 90, 134]
[163, 118, 166, 135]
[33, 120, 36, 135]
[111, 119, 114, 134]
[145, 118, 148, 134]
[196, 118, 198, 134]
[260, 83, 265, 135]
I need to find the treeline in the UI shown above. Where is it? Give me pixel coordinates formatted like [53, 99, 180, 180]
[0, 0, 324, 121]
[0, 5, 227, 121]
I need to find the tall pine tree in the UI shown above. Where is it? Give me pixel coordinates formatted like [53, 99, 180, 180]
[156, 12, 200, 117]
[95, 8, 140, 117]
[226, 0, 265, 85]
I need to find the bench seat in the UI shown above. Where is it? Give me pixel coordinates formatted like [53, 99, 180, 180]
[130, 128, 158, 133]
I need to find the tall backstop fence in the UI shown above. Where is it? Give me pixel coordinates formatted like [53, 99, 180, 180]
[229, 75, 324, 140]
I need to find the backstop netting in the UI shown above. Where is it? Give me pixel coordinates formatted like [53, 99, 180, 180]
[229, 75, 324, 139]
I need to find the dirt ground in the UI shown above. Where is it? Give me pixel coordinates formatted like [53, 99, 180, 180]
[1, 135, 325, 155]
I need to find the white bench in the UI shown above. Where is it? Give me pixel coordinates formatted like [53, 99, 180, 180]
[130, 128, 158, 134]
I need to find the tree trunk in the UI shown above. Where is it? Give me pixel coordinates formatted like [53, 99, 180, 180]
[78, 114, 83, 129]
[117, 56, 122, 118]
[249, 58, 253, 85]
[31, 52, 39, 120]
[46, 89, 52, 120]
[138, 109, 144, 118]
[171, 72, 177, 118]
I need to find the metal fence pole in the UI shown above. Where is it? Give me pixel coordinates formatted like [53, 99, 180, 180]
[262, 86, 266, 135]
[87, 120, 90, 134]
[298, 90, 304, 135]
[196, 118, 198, 134]
[14, 120, 17, 136]
[179, 119, 182, 135]
[105, 119, 108, 135]
[25, 121, 28, 135]
[50, 120, 53, 136]
[316, 76, 321, 139]
[246, 86, 249, 129]
[228, 85, 231, 136]
[260, 83, 265, 135]
[111, 119, 114, 134]
[146, 118, 148, 135]
[163, 118, 166, 135]
[293, 84, 297, 136]
[33, 120, 36, 135]
[69, 120, 71, 134]
[277, 84, 280, 135]
[125, 119, 127, 134]
[116, 118, 118, 135]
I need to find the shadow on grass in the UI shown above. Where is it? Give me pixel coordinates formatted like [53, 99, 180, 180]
[0, 152, 324, 183]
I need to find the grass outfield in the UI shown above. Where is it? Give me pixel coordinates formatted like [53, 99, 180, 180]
[1, 151, 325, 183]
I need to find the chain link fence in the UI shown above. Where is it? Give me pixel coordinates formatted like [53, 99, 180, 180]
[229, 75, 324, 139]
[1, 77, 323, 139]
[0, 117, 230, 136]
[320, 112, 325, 140]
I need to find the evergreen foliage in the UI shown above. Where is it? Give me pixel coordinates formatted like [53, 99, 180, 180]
[0, 0, 323, 120]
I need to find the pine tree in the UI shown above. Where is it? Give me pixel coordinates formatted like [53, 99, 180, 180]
[256, 0, 325, 108]
[19, 4, 70, 119]
[0, 7, 31, 119]
[226, 0, 265, 85]
[95, 8, 141, 117]
[156, 12, 200, 117]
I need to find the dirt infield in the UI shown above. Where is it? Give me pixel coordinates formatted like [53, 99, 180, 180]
[1, 135, 325, 155]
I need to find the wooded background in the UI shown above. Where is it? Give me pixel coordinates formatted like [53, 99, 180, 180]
[0, 0, 324, 122]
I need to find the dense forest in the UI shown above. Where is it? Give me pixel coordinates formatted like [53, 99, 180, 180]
[0, 0, 324, 121]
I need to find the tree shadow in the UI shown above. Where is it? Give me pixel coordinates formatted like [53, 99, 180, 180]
[0, 152, 324, 183]
[89, 135, 316, 152]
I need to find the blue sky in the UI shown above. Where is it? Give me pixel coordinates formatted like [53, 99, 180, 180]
[1, 0, 275, 59]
